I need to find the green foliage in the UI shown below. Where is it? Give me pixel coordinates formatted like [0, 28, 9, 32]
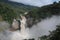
[40, 25, 60, 40]
[27, 1, 60, 23]
[0, 2, 37, 24]
[0, 0, 60, 39]
[48, 25, 60, 40]
[38, 2, 60, 40]
[0, 2, 17, 24]
[0, 1, 60, 25]
[40, 35, 48, 40]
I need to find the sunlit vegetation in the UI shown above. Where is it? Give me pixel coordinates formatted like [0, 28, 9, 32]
[0, 1, 60, 40]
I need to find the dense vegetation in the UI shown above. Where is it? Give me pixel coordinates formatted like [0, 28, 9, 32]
[25, 1, 60, 27]
[0, 0, 38, 24]
[0, 2, 17, 24]
[0, 1, 60, 26]
[40, 25, 60, 40]
[0, 1, 60, 40]
[26, 2, 60, 40]
[28, 1, 60, 20]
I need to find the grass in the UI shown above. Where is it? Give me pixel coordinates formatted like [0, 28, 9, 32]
[0, 16, 3, 21]
[0, 26, 8, 32]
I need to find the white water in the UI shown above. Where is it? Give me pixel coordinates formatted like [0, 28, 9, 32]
[0, 16, 60, 40]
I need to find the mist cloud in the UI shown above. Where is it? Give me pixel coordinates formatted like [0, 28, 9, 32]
[0, 16, 60, 40]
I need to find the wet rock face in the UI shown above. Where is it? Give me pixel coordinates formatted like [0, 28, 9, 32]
[10, 19, 21, 31]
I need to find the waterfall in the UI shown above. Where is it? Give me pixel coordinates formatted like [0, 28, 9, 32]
[0, 12, 60, 40]
[20, 15, 27, 33]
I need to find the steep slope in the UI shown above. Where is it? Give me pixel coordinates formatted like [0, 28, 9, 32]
[0, 0, 38, 11]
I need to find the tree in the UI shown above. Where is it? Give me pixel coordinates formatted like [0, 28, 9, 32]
[0, 3, 17, 24]
[40, 25, 60, 40]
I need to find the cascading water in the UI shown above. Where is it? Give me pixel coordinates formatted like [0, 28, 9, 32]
[0, 13, 60, 40]
[20, 15, 27, 33]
